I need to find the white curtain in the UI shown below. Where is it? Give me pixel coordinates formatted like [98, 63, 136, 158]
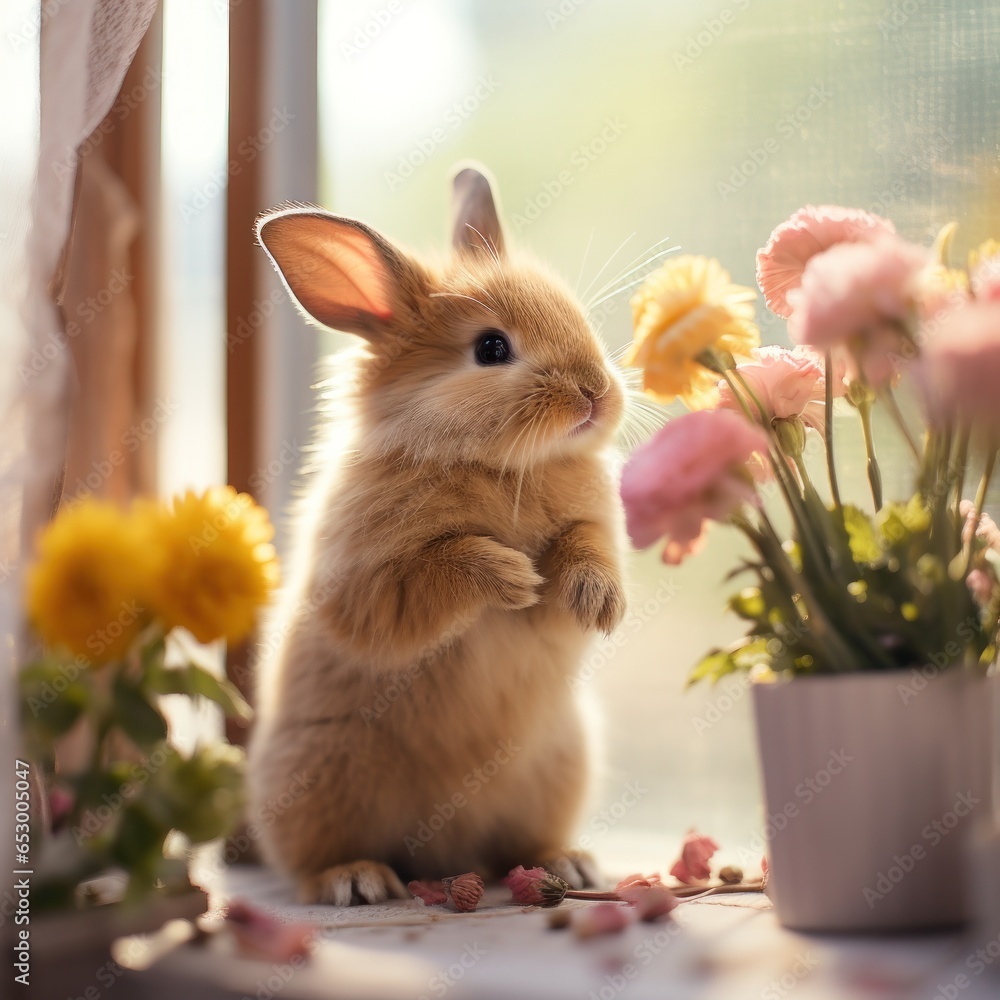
[0, 0, 157, 911]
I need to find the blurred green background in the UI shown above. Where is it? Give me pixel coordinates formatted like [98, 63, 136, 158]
[314, 0, 1000, 871]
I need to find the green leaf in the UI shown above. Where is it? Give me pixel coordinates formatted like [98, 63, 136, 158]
[728, 587, 766, 623]
[843, 504, 882, 563]
[879, 495, 931, 548]
[687, 649, 738, 687]
[109, 804, 167, 870]
[186, 665, 252, 722]
[146, 664, 252, 722]
[19, 660, 91, 742]
[731, 635, 771, 669]
[113, 675, 168, 749]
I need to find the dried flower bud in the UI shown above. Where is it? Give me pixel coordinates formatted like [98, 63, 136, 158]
[547, 909, 572, 930]
[718, 865, 744, 885]
[504, 865, 571, 907]
[408, 880, 447, 906]
[442, 873, 484, 912]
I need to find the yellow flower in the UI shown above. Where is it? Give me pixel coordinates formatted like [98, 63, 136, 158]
[625, 255, 760, 408]
[25, 502, 149, 662]
[968, 239, 1000, 298]
[142, 487, 279, 645]
[968, 238, 1000, 271]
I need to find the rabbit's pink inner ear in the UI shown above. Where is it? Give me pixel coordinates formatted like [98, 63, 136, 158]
[257, 212, 395, 332]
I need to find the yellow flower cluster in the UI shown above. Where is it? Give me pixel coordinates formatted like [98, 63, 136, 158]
[26, 487, 279, 663]
[625, 255, 760, 408]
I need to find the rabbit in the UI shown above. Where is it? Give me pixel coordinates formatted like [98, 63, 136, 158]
[246, 164, 627, 906]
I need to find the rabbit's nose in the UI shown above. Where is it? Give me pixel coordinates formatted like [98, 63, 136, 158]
[579, 374, 610, 401]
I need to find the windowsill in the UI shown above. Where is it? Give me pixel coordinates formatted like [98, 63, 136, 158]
[114, 863, 998, 999]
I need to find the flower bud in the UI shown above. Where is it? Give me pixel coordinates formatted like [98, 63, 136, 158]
[773, 417, 806, 459]
[442, 872, 484, 912]
[845, 379, 875, 409]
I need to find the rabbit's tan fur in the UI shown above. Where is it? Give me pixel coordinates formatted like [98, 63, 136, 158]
[247, 167, 626, 905]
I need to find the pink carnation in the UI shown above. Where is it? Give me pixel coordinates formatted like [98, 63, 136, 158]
[669, 829, 719, 885]
[786, 235, 930, 386]
[915, 301, 1000, 435]
[717, 345, 831, 433]
[621, 410, 769, 565]
[756, 205, 896, 318]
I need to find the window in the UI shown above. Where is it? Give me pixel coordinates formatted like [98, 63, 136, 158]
[313, 0, 1000, 871]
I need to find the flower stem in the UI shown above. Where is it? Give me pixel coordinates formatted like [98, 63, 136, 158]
[824, 351, 841, 509]
[961, 446, 997, 577]
[880, 383, 921, 462]
[720, 370, 757, 424]
[858, 398, 883, 512]
[733, 369, 769, 425]
[952, 427, 970, 550]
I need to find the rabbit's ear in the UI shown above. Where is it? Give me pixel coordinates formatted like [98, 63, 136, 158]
[257, 208, 406, 336]
[450, 163, 506, 259]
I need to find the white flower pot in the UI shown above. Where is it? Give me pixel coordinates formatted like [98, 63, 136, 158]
[753, 669, 996, 932]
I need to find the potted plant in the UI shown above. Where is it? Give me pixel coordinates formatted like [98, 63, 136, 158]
[619, 208, 999, 931]
[16, 486, 278, 987]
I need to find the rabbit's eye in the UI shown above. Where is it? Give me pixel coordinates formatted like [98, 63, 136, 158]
[475, 330, 512, 366]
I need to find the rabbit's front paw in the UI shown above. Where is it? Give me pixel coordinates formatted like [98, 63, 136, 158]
[555, 561, 626, 635]
[476, 540, 544, 611]
[299, 861, 409, 906]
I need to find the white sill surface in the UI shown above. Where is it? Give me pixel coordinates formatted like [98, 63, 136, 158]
[139, 863, 1000, 1000]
